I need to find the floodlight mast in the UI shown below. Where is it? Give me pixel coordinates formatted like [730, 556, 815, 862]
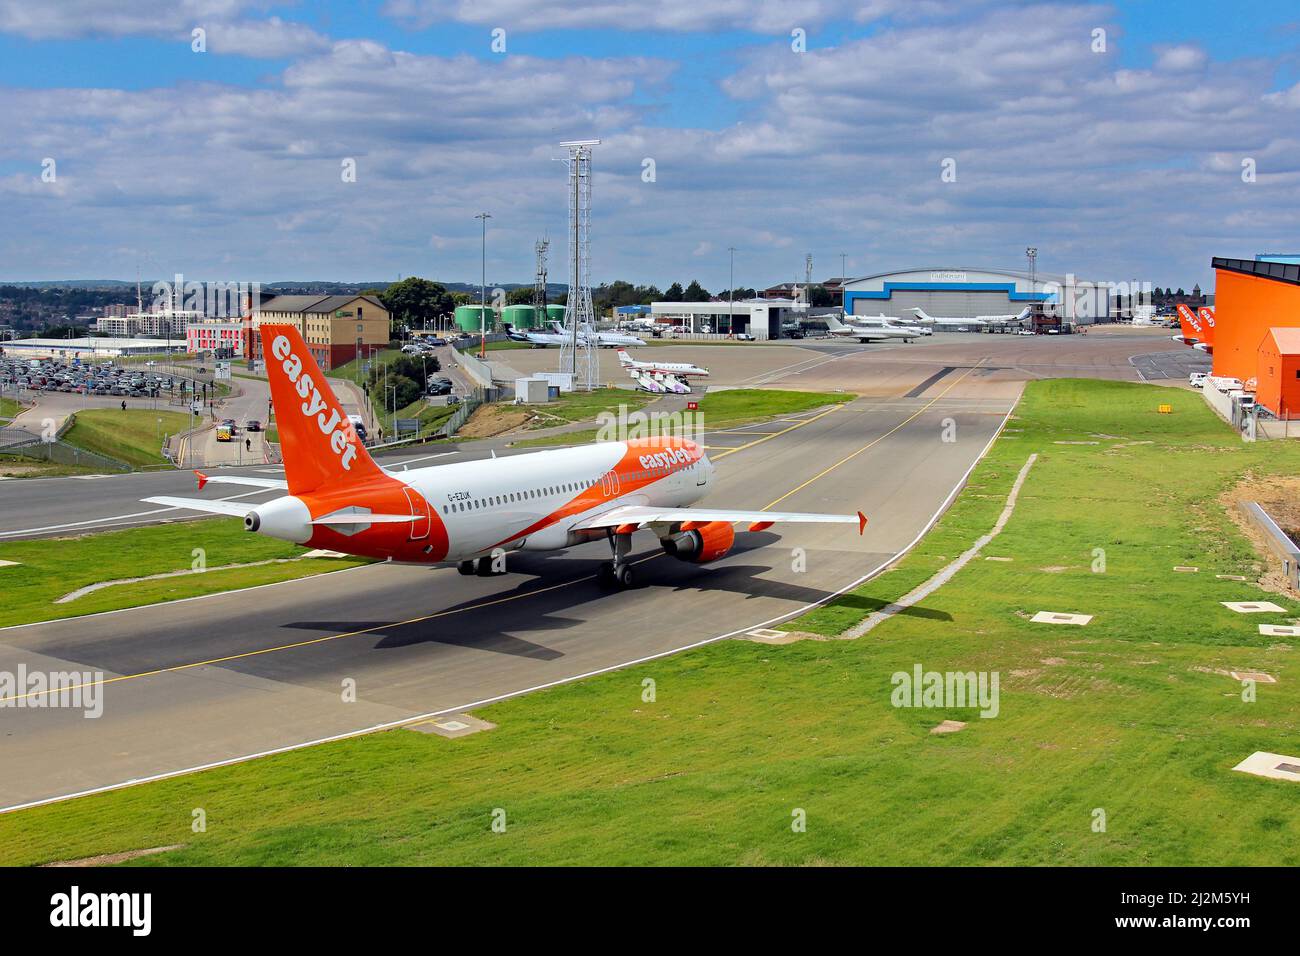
[559, 139, 599, 391]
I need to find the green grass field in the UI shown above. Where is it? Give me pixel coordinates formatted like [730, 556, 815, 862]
[510, 388, 850, 447]
[2, 379, 1299, 866]
[61, 409, 193, 467]
[696, 387, 851, 426]
[0, 519, 368, 628]
[0, 396, 21, 423]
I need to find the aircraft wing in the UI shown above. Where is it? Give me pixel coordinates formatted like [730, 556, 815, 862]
[194, 470, 288, 491]
[143, 496, 259, 517]
[572, 505, 868, 535]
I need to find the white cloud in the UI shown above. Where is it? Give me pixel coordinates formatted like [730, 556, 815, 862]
[1154, 44, 1207, 73]
[382, 0, 914, 33]
[0, 3, 1298, 290]
[0, 1, 329, 57]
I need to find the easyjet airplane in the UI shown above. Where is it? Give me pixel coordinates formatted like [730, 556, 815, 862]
[1173, 304, 1212, 352]
[145, 325, 865, 588]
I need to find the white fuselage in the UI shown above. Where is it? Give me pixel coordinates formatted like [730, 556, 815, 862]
[258, 441, 716, 561]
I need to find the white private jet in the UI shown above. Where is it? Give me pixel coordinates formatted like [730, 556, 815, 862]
[505, 324, 570, 348]
[909, 306, 1031, 328]
[824, 313, 923, 343]
[567, 322, 647, 348]
[617, 349, 710, 378]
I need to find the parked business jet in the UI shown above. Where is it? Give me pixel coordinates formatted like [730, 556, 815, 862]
[824, 313, 921, 343]
[909, 306, 1031, 328]
[144, 325, 865, 589]
[504, 324, 569, 348]
[561, 321, 647, 348]
[617, 349, 710, 378]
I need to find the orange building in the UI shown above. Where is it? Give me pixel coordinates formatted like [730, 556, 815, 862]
[1255, 328, 1300, 419]
[1211, 257, 1300, 387]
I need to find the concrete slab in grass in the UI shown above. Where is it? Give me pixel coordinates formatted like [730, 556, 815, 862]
[0, 559, 20, 569]
[1222, 601, 1286, 614]
[740, 628, 826, 645]
[1173, 566, 1199, 573]
[1031, 611, 1093, 626]
[1259, 624, 1300, 637]
[1230, 671, 1277, 684]
[1232, 752, 1300, 783]
[930, 720, 967, 734]
[405, 713, 496, 739]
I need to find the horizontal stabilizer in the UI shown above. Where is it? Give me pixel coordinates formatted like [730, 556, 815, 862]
[194, 470, 288, 491]
[143, 496, 257, 518]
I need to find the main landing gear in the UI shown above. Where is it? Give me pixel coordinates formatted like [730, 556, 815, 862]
[597, 530, 636, 589]
[457, 557, 500, 576]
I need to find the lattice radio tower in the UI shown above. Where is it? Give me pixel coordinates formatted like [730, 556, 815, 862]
[532, 237, 549, 314]
[559, 139, 599, 391]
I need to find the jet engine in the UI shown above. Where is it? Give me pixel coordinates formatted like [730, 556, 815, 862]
[661, 521, 735, 563]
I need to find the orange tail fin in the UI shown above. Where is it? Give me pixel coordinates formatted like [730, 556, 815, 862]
[1197, 307, 1216, 348]
[261, 324, 383, 494]
[1175, 304, 1203, 343]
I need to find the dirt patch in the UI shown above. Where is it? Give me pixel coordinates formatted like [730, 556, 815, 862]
[1039, 565, 1069, 573]
[455, 404, 532, 439]
[1219, 475, 1300, 598]
[41, 844, 184, 867]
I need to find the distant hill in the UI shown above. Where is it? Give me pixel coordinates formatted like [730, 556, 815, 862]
[2, 279, 568, 295]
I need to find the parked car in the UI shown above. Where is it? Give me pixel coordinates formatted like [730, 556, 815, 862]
[245, 419, 262, 432]
[1188, 372, 1207, 389]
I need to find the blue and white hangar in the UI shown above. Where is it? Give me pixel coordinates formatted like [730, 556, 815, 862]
[843, 267, 1109, 324]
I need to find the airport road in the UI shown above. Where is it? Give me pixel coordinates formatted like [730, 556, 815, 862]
[0, 376, 1019, 809]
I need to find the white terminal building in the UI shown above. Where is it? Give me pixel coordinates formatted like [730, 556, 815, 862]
[650, 299, 802, 340]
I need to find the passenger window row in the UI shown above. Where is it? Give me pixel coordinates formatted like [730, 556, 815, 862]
[442, 478, 598, 515]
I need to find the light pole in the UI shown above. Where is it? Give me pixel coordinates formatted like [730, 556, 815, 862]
[728, 246, 737, 337]
[1025, 247, 1038, 327]
[475, 212, 492, 359]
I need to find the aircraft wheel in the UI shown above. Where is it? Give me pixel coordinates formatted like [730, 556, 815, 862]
[474, 556, 496, 576]
[457, 560, 475, 575]
[616, 564, 635, 588]
[596, 561, 618, 589]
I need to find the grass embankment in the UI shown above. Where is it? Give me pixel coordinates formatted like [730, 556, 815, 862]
[510, 388, 849, 447]
[62, 409, 193, 467]
[0, 396, 21, 423]
[325, 349, 401, 384]
[387, 398, 458, 441]
[3, 379, 1300, 866]
[0, 454, 102, 478]
[0, 519, 368, 629]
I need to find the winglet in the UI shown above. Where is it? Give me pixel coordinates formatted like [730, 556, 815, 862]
[858, 511, 868, 536]
[195, 470, 208, 491]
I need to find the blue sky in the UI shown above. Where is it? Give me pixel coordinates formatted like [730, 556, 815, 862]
[1, 0, 1298, 289]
